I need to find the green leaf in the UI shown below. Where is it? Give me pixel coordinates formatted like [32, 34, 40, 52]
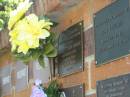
[46, 48, 57, 58]
[0, 0, 4, 2]
[31, 49, 41, 60]
[15, 55, 30, 63]
[46, 32, 57, 45]
[44, 43, 55, 54]
[13, 51, 31, 63]
[45, 80, 61, 97]
[0, 19, 4, 31]
[38, 55, 45, 68]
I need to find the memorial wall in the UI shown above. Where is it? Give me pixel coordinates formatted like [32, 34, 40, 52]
[0, 0, 130, 97]
[53, 0, 130, 97]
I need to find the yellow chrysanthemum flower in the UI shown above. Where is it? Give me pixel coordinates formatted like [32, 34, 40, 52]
[8, 0, 32, 30]
[9, 14, 53, 54]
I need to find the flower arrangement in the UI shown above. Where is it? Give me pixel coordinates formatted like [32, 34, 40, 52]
[30, 80, 62, 97]
[1, 0, 57, 67]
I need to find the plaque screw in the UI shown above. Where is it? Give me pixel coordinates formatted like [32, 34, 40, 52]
[93, 14, 96, 18]
[79, 23, 82, 25]
[96, 61, 97, 64]
[80, 86, 82, 88]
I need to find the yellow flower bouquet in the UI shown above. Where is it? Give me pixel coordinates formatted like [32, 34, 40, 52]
[8, 0, 57, 67]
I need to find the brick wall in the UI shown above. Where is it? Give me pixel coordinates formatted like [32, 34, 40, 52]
[1, 0, 130, 97]
[33, 0, 60, 16]
[52, 0, 130, 96]
[86, 94, 96, 97]
[0, 30, 9, 50]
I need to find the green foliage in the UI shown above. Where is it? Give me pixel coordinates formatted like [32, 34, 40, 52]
[45, 32, 58, 58]
[0, 0, 20, 31]
[0, 19, 4, 31]
[44, 80, 61, 97]
[0, 0, 3, 2]
[44, 43, 55, 54]
[38, 55, 45, 68]
[46, 48, 57, 58]
[13, 51, 31, 64]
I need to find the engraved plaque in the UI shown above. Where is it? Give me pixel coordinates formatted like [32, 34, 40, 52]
[56, 21, 84, 76]
[97, 73, 130, 97]
[15, 61, 28, 92]
[0, 65, 12, 96]
[94, 0, 130, 65]
[63, 84, 84, 97]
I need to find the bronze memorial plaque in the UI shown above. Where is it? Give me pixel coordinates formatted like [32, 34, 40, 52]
[97, 73, 130, 97]
[62, 84, 84, 97]
[55, 21, 84, 76]
[94, 0, 130, 65]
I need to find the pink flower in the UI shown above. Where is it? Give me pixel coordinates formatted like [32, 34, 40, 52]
[35, 79, 42, 86]
[30, 80, 47, 97]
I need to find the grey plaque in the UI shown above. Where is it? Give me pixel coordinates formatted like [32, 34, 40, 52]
[33, 59, 51, 84]
[56, 21, 84, 76]
[15, 61, 28, 92]
[97, 73, 130, 97]
[0, 65, 12, 96]
[94, 0, 130, 65]
[63, 84, 84, 97]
